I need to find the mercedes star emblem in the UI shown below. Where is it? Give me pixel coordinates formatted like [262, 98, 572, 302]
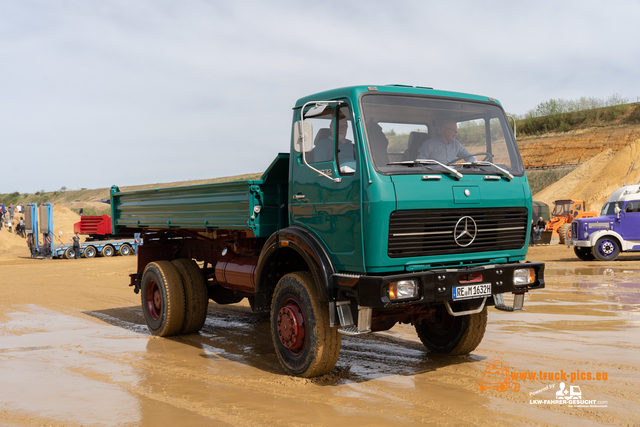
[454, 216, 477, 247]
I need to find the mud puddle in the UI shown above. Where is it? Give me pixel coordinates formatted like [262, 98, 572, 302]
[2, 245, 640, 426]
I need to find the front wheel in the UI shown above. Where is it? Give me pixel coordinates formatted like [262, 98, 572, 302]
[574, 246, 595, 261]
[592, 237, 620, 261]
[141, 261, 186, 336]
[271, 272, 341, 377]
[558, 224, 571, 244]
[63, 247, 75, 259]
[415, 302, 487, 355]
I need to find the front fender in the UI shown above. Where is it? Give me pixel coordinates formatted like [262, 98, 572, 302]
[588, 230, 623, 247]
[254, 226, 336, 311]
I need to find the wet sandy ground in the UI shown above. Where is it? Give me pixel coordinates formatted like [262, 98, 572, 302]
[1, 245, 639, 426]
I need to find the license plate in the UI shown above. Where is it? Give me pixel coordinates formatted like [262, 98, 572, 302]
[452, 283, 491, 300]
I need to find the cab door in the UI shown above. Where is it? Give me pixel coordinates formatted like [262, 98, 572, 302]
[618, 201, 640, 240]
[290, 103, 363, 272]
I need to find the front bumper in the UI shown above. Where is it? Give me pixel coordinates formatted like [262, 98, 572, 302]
[333, 261, 545, 309]
[567, 239, 591, 248]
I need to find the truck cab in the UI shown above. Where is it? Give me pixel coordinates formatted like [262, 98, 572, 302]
[569, 184, 640, 261]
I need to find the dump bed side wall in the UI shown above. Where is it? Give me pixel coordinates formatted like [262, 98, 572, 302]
[111, 180, 286, 238]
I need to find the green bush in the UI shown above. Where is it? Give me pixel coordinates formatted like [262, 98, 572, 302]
[527, 167, 576, 195]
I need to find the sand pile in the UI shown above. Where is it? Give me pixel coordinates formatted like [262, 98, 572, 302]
[0, 225, 28, 254]
[50, 205, 81, 245]
[0, 205, 81, 255]
[534, 139, 640, 211]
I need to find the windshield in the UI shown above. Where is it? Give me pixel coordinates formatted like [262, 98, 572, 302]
[360, 94, 524, 176]
[552, 201, 573, 216]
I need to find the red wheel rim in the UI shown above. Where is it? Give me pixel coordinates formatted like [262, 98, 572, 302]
[276, 298, 306, 355]
[145, 280, 162, 321]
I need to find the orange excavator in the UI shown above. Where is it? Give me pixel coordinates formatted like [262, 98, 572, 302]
[538, 200, 597, 245]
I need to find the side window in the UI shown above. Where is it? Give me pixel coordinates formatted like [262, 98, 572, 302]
[576, 204, 582, 211]
[305, 110, 334, 163]
[625, 201, 640, 212]
[306, 105, 356, 174]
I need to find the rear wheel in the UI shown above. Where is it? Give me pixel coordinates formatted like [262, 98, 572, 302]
[83, 246, 96, 258]
[102, 245, 114, 257]
[558, 224, 571, 244]
[141, 261, 185, 336]
[172, 259, 208, 334]
[592, 237, 620, 261]
[118, 244, 132, 256]
[574, 246, 595, 261]
[415, 302, 487, 355]
[271, 272, 341, 377]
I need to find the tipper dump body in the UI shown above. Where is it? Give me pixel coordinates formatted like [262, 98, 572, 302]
[111, 154, 289, 238]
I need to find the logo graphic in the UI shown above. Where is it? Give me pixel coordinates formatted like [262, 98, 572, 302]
[556, 382, 582, 400]
[454, 216, 477, 247]
[477, 357, 520, 392]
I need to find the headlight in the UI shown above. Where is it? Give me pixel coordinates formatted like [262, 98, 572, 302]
[388, 279, 418, 300]
[514, 268, 535, 286]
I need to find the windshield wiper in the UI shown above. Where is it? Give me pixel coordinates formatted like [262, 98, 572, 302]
[459, 161, 514, 181]
[388, 159, 463, 180]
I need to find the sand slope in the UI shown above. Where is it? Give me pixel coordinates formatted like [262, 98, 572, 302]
[533, 139, 640, 211]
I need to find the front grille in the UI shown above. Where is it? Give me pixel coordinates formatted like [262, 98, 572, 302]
[388, 207, 528, 258]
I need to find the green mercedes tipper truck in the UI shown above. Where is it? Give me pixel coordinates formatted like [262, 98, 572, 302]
[111, 85, 545, 377]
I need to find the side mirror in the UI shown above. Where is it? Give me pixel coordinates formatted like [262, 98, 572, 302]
[293, 120, 313, 153]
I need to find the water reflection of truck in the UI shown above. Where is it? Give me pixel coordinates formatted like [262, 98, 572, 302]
[110, 85, 545, 377]
[569, 184, 640, 261]
[478, 357, 520, 392]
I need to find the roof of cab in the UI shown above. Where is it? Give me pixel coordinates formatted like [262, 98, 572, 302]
[293, 84, 500, 109]
[606, 184, 640, 204]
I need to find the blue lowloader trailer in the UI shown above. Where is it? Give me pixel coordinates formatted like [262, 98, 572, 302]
[25, 203, 136, 259]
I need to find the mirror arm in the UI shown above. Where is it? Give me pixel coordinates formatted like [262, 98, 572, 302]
[507, 115, 516, 139]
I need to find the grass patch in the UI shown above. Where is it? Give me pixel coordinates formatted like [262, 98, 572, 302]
[527, 167, 576, 195]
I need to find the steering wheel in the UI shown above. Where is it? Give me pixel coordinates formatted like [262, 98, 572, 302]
[447, 152, 494, 165]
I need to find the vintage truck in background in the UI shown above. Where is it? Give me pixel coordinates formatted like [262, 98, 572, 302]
[568, 184, 640, 261]
[111, 85, 545, 377]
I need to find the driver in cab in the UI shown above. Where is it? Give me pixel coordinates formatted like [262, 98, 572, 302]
[417, 120, 477, 164]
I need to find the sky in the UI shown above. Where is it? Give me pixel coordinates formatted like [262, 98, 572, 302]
[2, 0, 639, 194]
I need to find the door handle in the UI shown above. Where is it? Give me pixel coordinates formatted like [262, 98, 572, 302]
[293, 194, 306, 200]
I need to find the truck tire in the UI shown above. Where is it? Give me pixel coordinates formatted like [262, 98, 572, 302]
[270, 272, 341, 377]
[141, 261, 186, 337]
[118, 244, 132, 256]
[101, 245, 115, 257]
[558, 224, 571, 244]
[63, 247, 75, 259]
[414, 302, 487, 356]
[592, 237, 620, 261]
[83, 246, 97, 258]
[172, 259, 208, 334]
[574, 246, 595, 261]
